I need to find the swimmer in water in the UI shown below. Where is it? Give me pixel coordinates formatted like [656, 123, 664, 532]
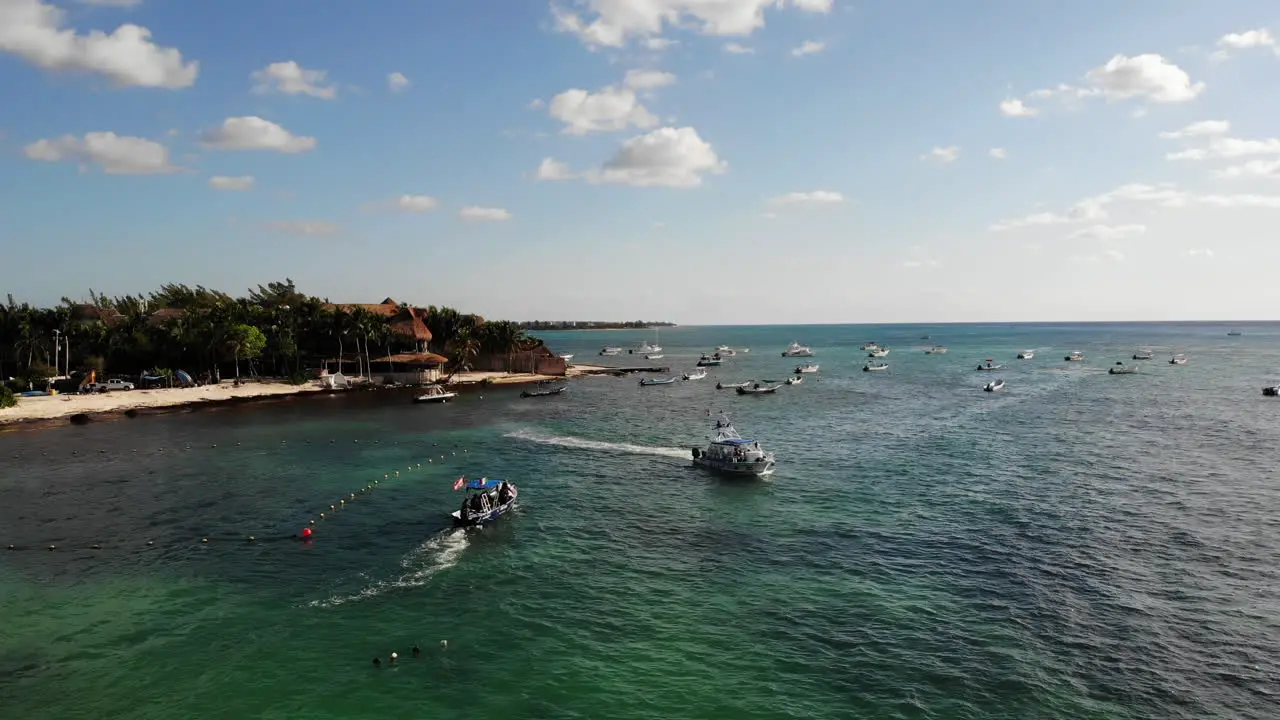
[373, 657, 382, 667]
[412, 645, 421, 658]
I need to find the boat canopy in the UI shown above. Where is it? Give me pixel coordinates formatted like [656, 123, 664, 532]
[714, 438, 755, 446]
[465, 478, 506, 490]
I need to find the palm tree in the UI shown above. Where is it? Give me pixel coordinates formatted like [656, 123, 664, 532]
[446, 329, 480, 377]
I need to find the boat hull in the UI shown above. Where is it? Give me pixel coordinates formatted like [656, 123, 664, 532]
[451, 493, 517, 527]
[413, 393, 458, 403]
[692, 456, 775, 477]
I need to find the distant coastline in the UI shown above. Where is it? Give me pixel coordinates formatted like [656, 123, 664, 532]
[517, 321, 677, 331]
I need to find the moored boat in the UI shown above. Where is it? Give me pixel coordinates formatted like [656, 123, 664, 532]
[413, 385, 458, 403]
[645, 353, 665, 360]
[925, 346, 948, 354]
[1228, 330, 1243, 337]
[868, 348, 890, 358]
[860, 342, 880, 351]
[696, 353, 724, 367]
[716, 345, 738, 357]
[794, 362, 820, 374]
[639, 376, 678, 386]
[736, 382, 782, 395]
[716, 380, 753, 390]
[984, 378, 1005, 392]
[1109, 362, 1137, 375]
[600, 346, 622, 356]
[863, 362, 889, 372]
[1064, 351, 1085, 362]
[1264, 385, 1279, 396]
[691, 415, 776, 477]
[1169, 354, 1188, 365]
[684, 367, 707, 381]
[976, 359, 1004, 371]
[782, 342, 815, 357]
[520, 385, 567, 398]
[1017, 349, 1035, 360]
[558, 353, 574, 362]
[786, 376, 803, 385]
[451, 477, 518, 527]
[1132, 349, 1154, 360]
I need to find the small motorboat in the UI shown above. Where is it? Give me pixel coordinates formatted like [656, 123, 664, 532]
[558, 353, 574, 362]
[1064, 351, 1085, 362]
[736, 382, 782, 395]
[716, 380, 753, 390]
[921, 335, 931, 340]
[794, 362, 820, 374]
[645, 353, 665, 360]
[520, 385, 567, 398]
[868, 348, 890, 358]
[413, 385, 458, 403]
[782, 342, 815, 357]
[691, 414, 776, 477]
[1228, 330, 1243, 337]
[1109, 362, 1137, 375]
[600, 346, 622, 356]
[786, 376, 803, 385]
[716, 345, 738, 357]
[684, 367, 708, 381]
[860, 342, 880, 351]
[451, 477, 517, 527]
[925, 346, 948, 354]
[863, 362, 889, 372]
[1264, 385, 1279, 396]
[1017, 350, 1035, 360]
[1169, 354, 1188, 365]
[976, 360, 1004, 371]
[984, 379, 1005, 392]
[1132, 349, 1154, 360]
[696, 353, 724, 367]
[639, 376, 678, 386]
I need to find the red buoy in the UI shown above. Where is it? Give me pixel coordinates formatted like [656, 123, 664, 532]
[301, 527, 313, 538]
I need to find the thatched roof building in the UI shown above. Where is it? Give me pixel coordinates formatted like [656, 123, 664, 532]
[325, 299, 432, 349]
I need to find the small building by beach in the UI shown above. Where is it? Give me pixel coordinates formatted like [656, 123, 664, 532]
[368, 352, 449, 385]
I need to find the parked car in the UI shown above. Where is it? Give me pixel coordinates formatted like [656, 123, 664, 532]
[84, 378, 135, 392]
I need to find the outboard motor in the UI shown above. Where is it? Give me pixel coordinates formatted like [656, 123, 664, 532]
[691, 448, 701, 459]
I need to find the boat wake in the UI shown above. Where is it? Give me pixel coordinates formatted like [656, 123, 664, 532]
[308, 528, 469, 608]
[505, 428, 690, 459]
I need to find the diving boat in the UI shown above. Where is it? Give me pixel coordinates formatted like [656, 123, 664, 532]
[860, 342, 880, 351]
[520, 385, 567, 398]
[736, 382, 782, 395]
[684, 367, 707, 381]
[1109, 362, 1137, 375]
[868, 348, 890, 358]
[1064, 351, 1085, 362]
[983, 378, 1005, 392]
[1264, 385, 1279, 396]
[782, 342, 815, 357]
[600, 346, 622, 356]
[1017, 350, 1035, 360]
[976, 360, 1004, 371]
[716, 380, 753, 390]
[451, 478, 517, 527]
[696, 353, 724, 367]
[645, 353, 665, 360]
[794, 362, 820, 374]
[691, 415, 776, 477]
[786, 376, 803, 385]
[863, 362, 889, 372]
[639, 376, 678, 386]
[1132, 349, 1154, 360]
[1169, 354, 1188, 365]
[413, 385, 458, 403]
[925, 346, 948, 354]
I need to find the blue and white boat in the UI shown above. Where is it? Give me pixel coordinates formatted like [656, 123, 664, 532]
[451, 477, 518, 527]
[639, 376, 678, 386]
[691, 415, 776, 477]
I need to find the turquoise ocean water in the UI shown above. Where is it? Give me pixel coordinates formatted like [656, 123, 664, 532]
[3, 323, 1280, 719]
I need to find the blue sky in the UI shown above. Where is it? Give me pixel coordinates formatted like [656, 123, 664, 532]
[3, 0, 1280, 323]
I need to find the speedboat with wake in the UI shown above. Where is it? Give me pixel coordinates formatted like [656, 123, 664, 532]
[684, 367, 707, 381]
[691, 415, 776, 477]
[782, 342, 815, 357]
[984, 378, 1005, 392]
[716, 380, 753, 390]
[976, 360, 1004, 371]
[736, 382, 782, 395]
[794, 362, 820, 374]
[639, 376, 678, 386]
[520, 385, 567, 398]
[413, 385, 458, 403]
[451, 477, 517, 527]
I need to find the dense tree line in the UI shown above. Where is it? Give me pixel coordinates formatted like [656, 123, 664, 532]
[0, 280, 539, 388]
[517, 320, 675, 330]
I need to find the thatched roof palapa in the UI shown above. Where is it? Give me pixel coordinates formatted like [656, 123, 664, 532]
[371, 352, 449, 366]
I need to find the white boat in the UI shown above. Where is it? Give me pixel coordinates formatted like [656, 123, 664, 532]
[868, 348, 890, 358]
[684, 367, 707, 381]
[1109, 362, 1137, 375]
[691, 415, 776, 477]
[925, 347, 948, 354]
[782, 342, 815, 357]
[983, 378, 1005, 392]
[413, 385, 458, 403]
[1064, 351, 1084, 362]
[319, 372, 351, 390]
[863, 362, 889, 372]
[860, 342, 880, 351]
[645, 353, 664, 360]
[794, 362, 820, 374]
[976, 360, 1004, 371]
[600, 346, 622, 356]
[715, 345, 738, 356]
[786, 376, 803, 385]
[736, 382, 782, 395]
[1017, 350, 1035, 360]
[716, 380, 753, 390]
[629, 342, 658, 355]
[639, 376, 678, 386]
[558, 353, 574, 362]
[1132, 349, 1154, 360]
[1228, 330, 1243, 337]
[1169, 354, 1188, 365]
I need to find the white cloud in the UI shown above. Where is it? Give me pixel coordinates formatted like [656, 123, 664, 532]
[768, 190, 844, 206]
[362, 194, 439, 213]
[723, 42, 754, 54]
[459, 206, 512, 221]
[268, 220, 340, 237]
[923, 146, 959, 163]
[527, 98, 545, 110]
[989, 148, 1006, 159]
[1214, 159, 1280, 180]
[590, 126, 726, 188]
[991, 183, 1188, 231]
[535, 157, 575, 181]
[250, 61, 335, 99]
[76, 0, 141, 6]
[1216, 28, 1276, 56]
[791, 40, 825, 57]
[1068, 224, 1147, 241]
[902, 246, 939, 269]
[548, 85, 658, 134]
[197, 117, 316, 153]
[208, 175, 253, 190]
[551, 0, 834, 48]
[387, 71, 409, 93]
[1102, 249, 1125, 262]
[1158, 120, 1229, 139]
[1186, 248, 1215, 258]
[644, 37, 677, 50]
[624, 68, 676, 90]
[1197, 194, 1280, 209]
[0, 0, 197, 88]
[999, 98, 1038, 117]
[1083, 54, 1204, 103]
[23, 131, 177, 174]
[1166, 136, 1280, 161]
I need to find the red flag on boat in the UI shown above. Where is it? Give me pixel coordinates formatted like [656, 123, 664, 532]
[452, 476, 465, 491]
